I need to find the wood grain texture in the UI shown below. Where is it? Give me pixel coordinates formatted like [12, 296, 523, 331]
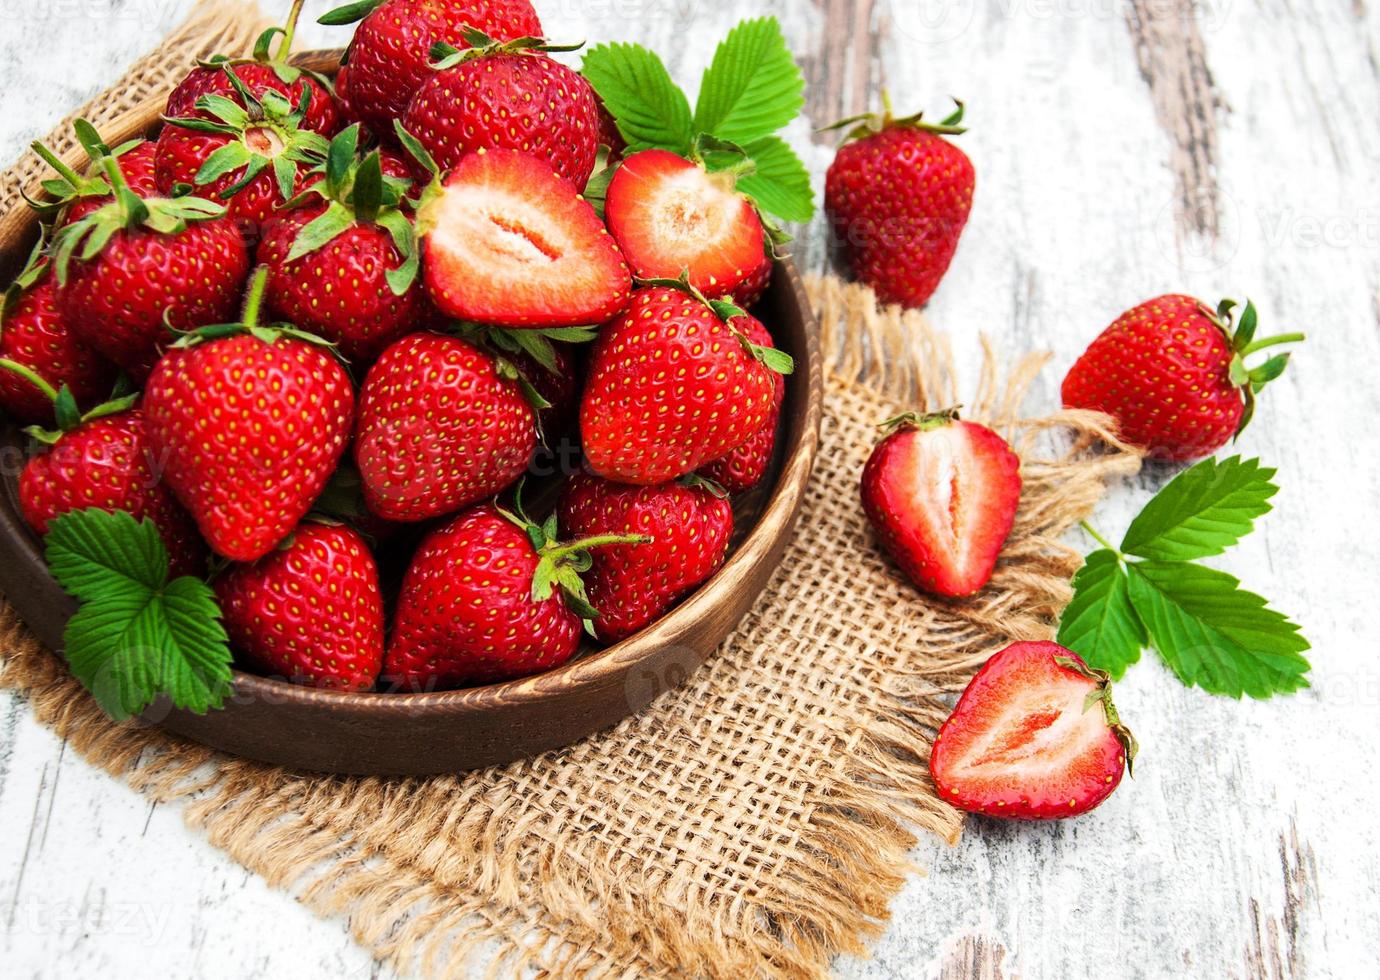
[3, 0, 1380, 976]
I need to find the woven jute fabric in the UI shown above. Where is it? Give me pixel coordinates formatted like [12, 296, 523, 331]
[0, 6, 1143, 977]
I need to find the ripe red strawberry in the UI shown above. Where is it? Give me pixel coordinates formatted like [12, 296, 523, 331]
[326, 0, 543, 139]
[595, 102, 626, 164]
[860, 409, 1021, 597]
[580, 283, 789, 484]
[24, 121, 160, 227]
[402, 35, 600, 186]
[0, 242, 115, 425]
[605, 149, 764, 298]
[413, 147, 630, 327]
[260, 128, 427, 363]
[214, 521, 383, 691]
[384, 501, 637, 689]
[558, 473, 733, 642]
[699, 316, 784, 493]
[501, 339, 581, 437]
[353, 332, 535, 521]
[166, 5, 341, 138]
[19, 407, 206, 578]
[48, 148, 250, 381]
[155, 66, 330, 235]
[930, 642, 1136, 819]
[1061, 295, 1302, 461]
[729, 250, 773, 309]
[824, 99, 974, 309]
[142, 268, 355, 562]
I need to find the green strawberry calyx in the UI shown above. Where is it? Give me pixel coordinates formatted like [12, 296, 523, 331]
[1209, 298, 1304, 437]
[49, 150, 228, 285]
[282, 125, 419, 295]
[1053, 654, 1139, 776]
[820, 91, 967, 146]
[0, 356, 138, 444]
[876, 405, 962, 437]
[194, 0, 323, 89]
[23, 119, 144, 219]
[637, 270, 795, 377]
[161, 65, 330, 209]
[429, 30, 585, 71]
[496, 485, 650, 625]
[317, 0, 387, 27]
[1, 228, 53, 332]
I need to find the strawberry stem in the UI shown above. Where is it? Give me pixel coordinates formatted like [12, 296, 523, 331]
[545, 533, 651, 561]
[280, 0, 307, 58]
[1239, 332, 1305, 356]
[1079, 520, 1121, 557]
[0, 358, 58, 404]
[241, 266, 270, 330]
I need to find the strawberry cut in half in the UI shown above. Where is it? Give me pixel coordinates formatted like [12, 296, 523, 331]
[860, 409, 1021, 598]
[414, 147, 631, 328]
[605, 149, 764, 298]
[930, 642, 1137, 820]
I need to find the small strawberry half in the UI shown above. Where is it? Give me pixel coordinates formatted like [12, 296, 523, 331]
[558, 473, 733, 642]
[930, 642, 1136, 820]
[215, 520, 383, 691]
[143, 268, 355, 561]
[1061, 295, 1303, 461]
[409, 143, 631, 327]
[860, 409, 1021, 598]
[605, 149, 764, 298]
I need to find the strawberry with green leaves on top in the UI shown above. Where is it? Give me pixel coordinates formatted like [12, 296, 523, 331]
[154, 66, 331, 234]
[259, 125, 426, 363]
[1061, 295, 1303, 461]
[0, 234, 116, 426]
[403, 31, 601, 187]
[142, 267, 355, 562]
[558, 473, 732, 642]
[215, 520, 384, 691]
[46, 134, 250, 381]
[384, 499, 646, 689]
[167, 0, 341, 138]
[321, 0, 543, 140]
[930, 642, 1136, 820]
[823, 97, 974, 309]
[24, 122, 160, 226]
[580, 277, 792, 485]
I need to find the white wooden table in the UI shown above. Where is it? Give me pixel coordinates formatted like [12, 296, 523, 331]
[2, 1, 1377, 976]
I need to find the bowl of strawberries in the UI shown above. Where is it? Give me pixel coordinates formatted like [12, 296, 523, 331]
[0, 3, 822, 774]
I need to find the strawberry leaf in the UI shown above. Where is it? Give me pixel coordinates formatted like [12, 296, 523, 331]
[1120, 456, 1278, 561]
[1126, 560, 1310, 699]
[46, 508, 167, 600]
[693, 17, 804, 146]
[581, 43, 694, 155]
[1056, 550, 1146, 679]
[736, 135, 815, 223]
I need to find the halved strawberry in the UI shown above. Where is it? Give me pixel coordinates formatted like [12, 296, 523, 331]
[859, 409, 1021, 597]
[415, 148, 631, 328]
[930, 642, 1136, 820]
[605, 149, 764, 298]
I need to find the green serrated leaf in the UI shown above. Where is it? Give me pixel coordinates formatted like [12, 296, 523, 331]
[318, 0, 385, 25]
[1056, 550, 1147, 679]
[693, 17, 804, 145]
[736, 135, 815, 222]
[62, 594, 163, 721]
[45, 509, 168, 601]
[582, 43, 694, 155]
[156, 576, 234, 714]
[1126, 560, 1310, 699]
[1121, 456, 1278, 562]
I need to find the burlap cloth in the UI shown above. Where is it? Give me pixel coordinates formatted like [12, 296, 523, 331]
[0, 5, 1143, 977]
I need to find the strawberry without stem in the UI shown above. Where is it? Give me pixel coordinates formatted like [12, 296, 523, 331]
[403, 32, 601, 187]
[412, 145, 630, 327]
[558, 473, 733, 642]
[930, 642, 1136, 820]
[354, 331, 535, 522]
[143, 268, 355, 562]
[824, 98, 974, 309]
[1061, 295, 1302, 461]
[215, 521, 383, 691]
[605, 149, 765, 299]
[860, 409, 1021, 598]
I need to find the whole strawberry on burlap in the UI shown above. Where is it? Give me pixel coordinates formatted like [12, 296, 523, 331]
[46, 134, 250, 381]
[143, 267, 355, 561]
[215, 520, 384, 691]
[824, 97, 974, 309]
[384, 499, 645, 689]
[930, 642, 1136, 819]
[322, 0, 543, 140]
[580, 278, 791, 484]
[559, 473, 733, 642]
[1062, 295, 1303, 461]
[259, 125, 426, 363]
[403, 30, 600, 186]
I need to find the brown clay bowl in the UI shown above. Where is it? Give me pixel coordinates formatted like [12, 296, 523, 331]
[0, 51, 822, 775]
